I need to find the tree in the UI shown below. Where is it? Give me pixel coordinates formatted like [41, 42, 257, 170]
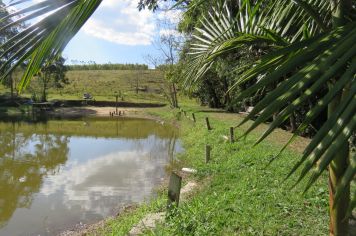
[32, 56, 68, 102]
[182, 1, 355, 235]
[138, 0, 191, 11]
[0, 1, 21, 100]
[175, 0, 328, 135]
[145, 15, 184, 108]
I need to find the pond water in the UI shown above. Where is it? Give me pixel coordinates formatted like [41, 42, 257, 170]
[0, 117, 181, 236]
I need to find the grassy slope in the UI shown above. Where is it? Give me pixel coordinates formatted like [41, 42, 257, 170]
[0, 69, 166, 103]
[98, 104, 329, 236]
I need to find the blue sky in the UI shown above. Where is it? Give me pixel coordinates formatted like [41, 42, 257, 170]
[5, 0, 181, 66]
[62, 0, 181, 66]
[64, 0, 155, 65]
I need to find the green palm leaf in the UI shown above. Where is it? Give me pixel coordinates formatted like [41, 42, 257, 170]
[0, 0, 102, 90]
[183, 0, 356, 214]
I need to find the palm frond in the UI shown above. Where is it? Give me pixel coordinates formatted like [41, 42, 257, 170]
[0, 0, 102, 91]
[233, 22, 356, 204]
[182, 0, 335, 88]
[184, 0, 356, 206]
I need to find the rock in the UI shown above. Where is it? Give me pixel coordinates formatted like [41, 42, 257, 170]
[181, 168, 197, 174]
[128, 212, 165, 235]
[128, 182, 198, 235]
[180, 182, 198, 201]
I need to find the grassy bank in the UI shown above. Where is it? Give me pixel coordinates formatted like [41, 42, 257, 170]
[94, 106, 329, 235]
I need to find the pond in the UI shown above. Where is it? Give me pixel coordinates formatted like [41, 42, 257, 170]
[0, 117, 181, 236]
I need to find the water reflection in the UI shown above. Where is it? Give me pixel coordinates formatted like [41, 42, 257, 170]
[0, 125, 69, 229]
[0, 118, 180, 236]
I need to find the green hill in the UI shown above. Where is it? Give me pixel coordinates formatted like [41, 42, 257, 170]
[0, 69, 167, 103]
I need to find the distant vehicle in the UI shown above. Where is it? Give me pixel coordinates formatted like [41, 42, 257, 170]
[83, 93, 93, 100]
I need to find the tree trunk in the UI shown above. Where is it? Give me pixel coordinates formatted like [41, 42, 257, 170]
[289, 112, 297, 133]
[172, 82, 178, 108]
[327, 91, 350, 236]
[169, 84, 175, 107]
[327, 1, 351, 235]
[42, 76, 48, 102]
[9, 72, 14, 101]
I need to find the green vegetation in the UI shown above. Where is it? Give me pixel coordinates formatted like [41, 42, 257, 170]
[62, 70, 164, 102]
[33, 56, 68, 102]
[67, 63, 148, 71]
[96, 106, 329, 235]
[0, 69, 167, 103]
[0, 0, 355, 235]
[179, 1, 355, 234]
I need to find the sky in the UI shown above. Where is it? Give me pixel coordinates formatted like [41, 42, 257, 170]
[64, 0, 168, 66]
[5, 0, 182, 66]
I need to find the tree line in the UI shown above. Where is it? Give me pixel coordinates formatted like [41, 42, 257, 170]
[67, 63, 149, 71]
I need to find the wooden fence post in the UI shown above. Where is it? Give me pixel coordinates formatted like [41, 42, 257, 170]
[115, 95, 118, 114]
[205, 145, 211, 163]
[192, 113, 196, 123]
[230, 127, 234, 143]
[205, 117, 212, 130]
[167, 172, 182, 212]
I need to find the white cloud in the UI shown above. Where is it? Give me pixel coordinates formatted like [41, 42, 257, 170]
[82, 0, 156, 46]
[100, 0, 118, 8]
[83, 19, 154, 46]
[41, 150, 167, 215]
[15, 0, 183, 47]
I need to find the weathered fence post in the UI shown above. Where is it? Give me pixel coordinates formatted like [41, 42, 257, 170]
[230, 127, 234, 143]
[205, 117, 212, 130]
[115, 95, 118, 114]
[192, 113, 196, 123]
[205, 145, 211, 163]
[167, 172, 182, 212]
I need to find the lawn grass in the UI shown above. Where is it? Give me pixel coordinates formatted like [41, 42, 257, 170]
[98, 106, 329, 236]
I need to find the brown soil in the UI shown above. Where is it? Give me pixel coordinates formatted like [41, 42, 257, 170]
[52, 106, 159, 119]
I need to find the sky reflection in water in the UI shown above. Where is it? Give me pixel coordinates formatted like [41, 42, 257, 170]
[0, 118, 181, 236]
